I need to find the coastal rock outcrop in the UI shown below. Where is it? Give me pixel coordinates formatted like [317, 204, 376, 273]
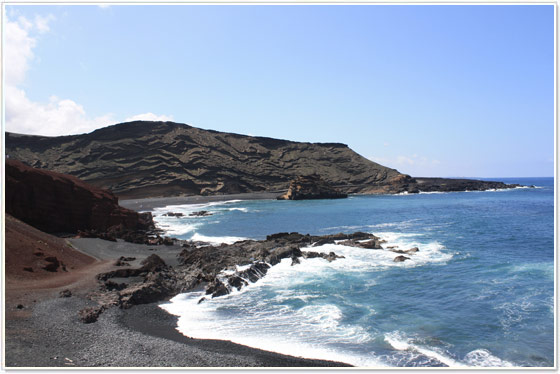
[411, 178, 521, 193]
[277, 175, 348, 200]
[84, 230, 422, 322]
[5, 159, 155, 243]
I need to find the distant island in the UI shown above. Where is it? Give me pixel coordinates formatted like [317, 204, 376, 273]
[5, 120, 520, 198]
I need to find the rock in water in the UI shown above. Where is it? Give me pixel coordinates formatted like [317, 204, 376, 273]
[277, 175, 348, 200]
[393, 255, 410, 262]
[189, 210, 212, 217]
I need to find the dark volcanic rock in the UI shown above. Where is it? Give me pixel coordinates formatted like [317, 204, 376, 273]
[59, 289, 72, 298]
[393, 255, 410, 262]
[119, 277, 172, 309]
[86, 231, 423, 322]
[277, 175, 348, 200]
[391, 247, 419, 255]
[5, 121, 412, 198]
[206, 280, 230, 298]
[5, 159, 155, 243]
[175, 232, 360, 298]
[140, 254, 168, 272]
[189, 210, 213, 217]
[412, 177, 521, 193]
[42, 256, 61, 272]
[163, 212, 184, 217]
[79, 306, 105, 323]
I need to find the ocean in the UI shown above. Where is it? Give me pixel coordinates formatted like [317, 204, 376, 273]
[157, 178, 555, 367]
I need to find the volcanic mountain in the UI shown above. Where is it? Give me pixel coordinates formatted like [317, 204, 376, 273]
[5, 121, 518, 198]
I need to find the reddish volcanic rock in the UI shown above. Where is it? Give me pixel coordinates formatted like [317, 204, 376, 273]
[5, 159, 154, 239]
[5, 214, 96, 280]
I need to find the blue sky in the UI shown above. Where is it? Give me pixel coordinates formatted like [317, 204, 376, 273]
[3, 4, 554, 177]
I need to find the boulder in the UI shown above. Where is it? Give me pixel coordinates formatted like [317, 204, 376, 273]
[357, 239, 383, 249]
[119, 281, 170, 309]
[393, 255, 410, 262]
[79, 306, 105, 323]
[140, 254, 167, 272]
[189, 210, 212, 217]
[228, 276, 248, 290]
[163, 212, 184, 217]
[206, 280, 230, 298]
[391, 247, 419, 255]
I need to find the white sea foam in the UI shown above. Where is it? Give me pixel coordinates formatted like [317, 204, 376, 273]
[153, 199, 245, 216]
[509, 262, 554, 280]
[160, 278, 383, 367]
[384, 331, 465, 367]
[159, 230, 456, 367]
[464, 349, 514, 367]
[322, 220, 420, 233]
[227, 207, 249, 212]
[494, 290, 544, 330]
[154, 221, 198, 236]
[190, 233, 249, 245]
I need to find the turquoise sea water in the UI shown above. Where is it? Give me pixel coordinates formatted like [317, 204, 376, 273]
[158, 178, 555, 367]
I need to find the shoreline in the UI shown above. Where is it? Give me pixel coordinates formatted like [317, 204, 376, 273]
[119, 183, 533, 212]
[120, 191, 280, 211]
[4, 236, 352, 368]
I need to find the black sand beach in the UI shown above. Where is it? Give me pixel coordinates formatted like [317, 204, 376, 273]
[119, 192, 280, 211]
[5, 235, 352, 368]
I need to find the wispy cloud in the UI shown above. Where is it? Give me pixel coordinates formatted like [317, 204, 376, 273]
[4, 14, 172, 136]
[124, 113, 174, 122]
[34, 14, 55, 33]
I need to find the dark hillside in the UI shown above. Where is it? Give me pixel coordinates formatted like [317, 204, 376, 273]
[6, 121, 412, 198]
[6, 121, 519, 198]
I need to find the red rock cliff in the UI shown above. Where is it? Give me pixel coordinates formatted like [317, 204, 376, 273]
[5, 159, 153, 238]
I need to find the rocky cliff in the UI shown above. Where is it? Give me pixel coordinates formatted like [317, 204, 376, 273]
[6, 121, 520, 198]
[5, 159, 155, 241]
[5, 121, 413, 198]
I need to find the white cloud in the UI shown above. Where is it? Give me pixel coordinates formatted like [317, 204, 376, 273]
[98, 4, 111, 8]
[124, 113, 174, 122]
[5, 85, 115, 136]
[4, 16, 36, 86]
[4, 14, 173, 136]
[34, 14, 55, 34]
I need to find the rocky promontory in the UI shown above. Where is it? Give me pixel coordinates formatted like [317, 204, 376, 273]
[277, 175, 348, 200]
[83, 230, 416, 322]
